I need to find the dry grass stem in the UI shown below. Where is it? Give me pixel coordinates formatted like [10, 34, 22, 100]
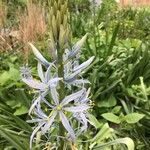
[18, 1, 47, 59]
[119, 0, 150, 7]
[0, 1, 7, 28]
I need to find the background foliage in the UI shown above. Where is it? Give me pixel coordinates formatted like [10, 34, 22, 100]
[0, 0, 150, 149]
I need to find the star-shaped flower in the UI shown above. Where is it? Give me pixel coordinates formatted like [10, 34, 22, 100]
[63, 48, 94, 86]
[28, 88, 90, 149]
[22, 62, 61, 91]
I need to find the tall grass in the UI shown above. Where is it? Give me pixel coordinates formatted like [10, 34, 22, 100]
[0, 1, 7, 28]
[18, 1, 47, 60]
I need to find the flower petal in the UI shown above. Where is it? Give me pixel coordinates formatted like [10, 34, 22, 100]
[20, 65, 32, 79]
[35, 103, 47, 119]
[42, 111, 57, 134]
[72, 79, 90, 86]
[50, 87, 59, 105]
[30, 123, 45, 149]
[29, 43, 50, 67]
[80, 113, 88, 131]
[59, 111, 76, 141]
[29, 96, 41, 115]
[27, 119, 43, 123]
[37, 62, 45, 83]
[77, 113, 88, 135]
[42, 98, 54, 108]
[48, 78, 62, 88]
[45, 63, 53, 82]
[29, 91, 49, 115]
[73, 56, 95, 72]
[64, 105, 90, 112]
[74, 88, 90, 103]
[65, 69, 81, 82]
[68, 34, 88, 58]
[61, 89, 85, 106]
[22, 78, 46, 90]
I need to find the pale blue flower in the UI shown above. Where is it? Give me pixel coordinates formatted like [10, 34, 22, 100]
[64, 49, 94, 86]
[73, 88, 91, 134]
[27, 101, 56, 149]
[29, 43, 51, 67]
[20, 65, 32, 79]
[23, 38, 94, 149]
[22, 62, 61, 91]
[28, 88, 90, 149]
[68, 34, 88, 58]
[28, 43, 94, 87]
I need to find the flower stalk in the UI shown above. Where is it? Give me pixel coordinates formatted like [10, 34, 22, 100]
[51, 1, 69, 148]
[21, 0, 95, 149]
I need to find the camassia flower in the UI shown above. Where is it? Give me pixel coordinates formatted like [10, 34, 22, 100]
[22, 34, 94, 149]
[28, 88, 90, 149]
[22, 62, 61, 91]
[28, 36, 94, 87]
[73, 88, 91, 134]
[64, 49, 94, 86]
[20, 65, 32, 79]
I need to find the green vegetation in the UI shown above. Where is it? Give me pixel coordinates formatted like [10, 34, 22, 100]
[0, 0, 150, 149]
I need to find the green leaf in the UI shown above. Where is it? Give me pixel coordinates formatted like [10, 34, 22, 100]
[9, 67, 20, 81]
[0, 72, 10, 86]
[111, 106, 122, 114]
[125, 113, 145, 124]
[107, 23, 120, 55]
[101, 113, 121, 124]
[0, 107, 32, 132]
[93, 137, 134, 150]
[98, 95, 116, 108]
[92, 123, 113, 142]
[88, 114, 102, 129]
[0, 65, 20, 86]
[0, 126, 26, 150]
[14, 105, 28, 116]
[90, 123, 113, 149]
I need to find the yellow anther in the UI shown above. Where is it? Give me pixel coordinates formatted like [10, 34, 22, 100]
[56, 105, 62, 111]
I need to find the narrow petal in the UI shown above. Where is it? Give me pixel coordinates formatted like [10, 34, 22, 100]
[81, 88, 90, 103]
[29, 90, 49, 114]
[73, 56, 95, 72]
[77, 113, 88, 134]
[59, 111, 76, 141]
[72, 79, 90, 85]
[68, 34, 88, 58]
[29, 43, 50, 67]
[64, 61, 72, 76]
[35, 104, 47, 119]
[75, 88, 90, 103]
[63, 49, 70, 62]
[27, 119, 43, 123]
[64, 105, 90, 113]
[37, 62, 45, 82]
[45, 64, 53, 82]
[42, 98, 54, 108]
[61, 89, 85, 106]
[80, 113, 88, 130]
[50, 87, 59, 105]
[29, 96, 41, 115]
[30, 123, 45, 149]
[73, 60, 79, 69]
[42, 111, 57, 134]
[65, 69, 81, 82]
[48, 78, 62, 88]
[20, 65, 32, 79]
[22, 78, 46, 90]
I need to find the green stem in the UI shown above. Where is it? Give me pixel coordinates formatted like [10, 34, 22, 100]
[57, 45, 65, 150]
